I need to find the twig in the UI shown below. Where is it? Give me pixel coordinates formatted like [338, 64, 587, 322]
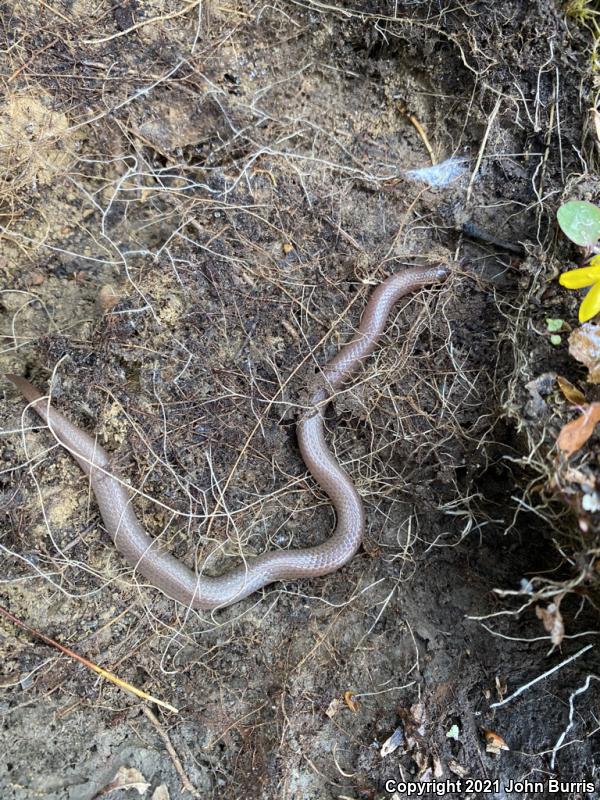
[142, 706, 202, 797]
[550, 674, 600, 768]
[204, 701, 268, 749]
[397, 102, 436, 165]
[465, 95, 502, 207]
[461, 221, 525, 256]
[39, 0, 72, 24]
[0, 604, 178, 714]
[490, 645, 593, 708]
[83, 0, 204, 45]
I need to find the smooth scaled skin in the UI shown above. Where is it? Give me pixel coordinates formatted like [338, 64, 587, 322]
[8, 263, 448, 610]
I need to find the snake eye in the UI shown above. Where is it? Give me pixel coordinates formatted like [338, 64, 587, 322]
[433, 264, 450, 280]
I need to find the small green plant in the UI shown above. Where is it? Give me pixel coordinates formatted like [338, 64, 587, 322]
[563, 0, 600, 74]
[557, 200, 600, 322]
[564, 0, 600, 25]
[546, 318, 564, 345]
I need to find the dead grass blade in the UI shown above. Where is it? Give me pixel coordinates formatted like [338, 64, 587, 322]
[0, 604, 178, 714]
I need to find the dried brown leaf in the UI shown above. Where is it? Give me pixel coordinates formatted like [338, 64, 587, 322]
[325, 698, 342, 718]
[569, 324, 600, 383]
[535, 597, 565, 646]
[495, 675, 507, 702]
[557, 375, 586, 405]
[557, 402, 600, 457]
[413, 750, 430, 779]
[103, 766, 150, 796]
[482, 729, 510, 755]
[380, 726, 404, 757]
[343, 690, 359, 712]
[448, 759, 469, 778]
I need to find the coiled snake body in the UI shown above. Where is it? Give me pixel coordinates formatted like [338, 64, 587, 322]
[9, 264, 447, 609]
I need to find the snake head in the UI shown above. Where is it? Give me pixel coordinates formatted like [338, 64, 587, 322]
[432, 263, 450, 281]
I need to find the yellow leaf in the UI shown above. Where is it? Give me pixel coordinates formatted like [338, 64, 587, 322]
[579, 280, 600, 322]
[559, 264, 600, 289]
[590, 254, 600, 268]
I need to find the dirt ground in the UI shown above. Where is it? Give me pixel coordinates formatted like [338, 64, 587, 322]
[1, 1, 600, 799]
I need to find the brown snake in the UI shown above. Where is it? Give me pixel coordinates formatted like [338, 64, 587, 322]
[9, 264, 447, 610]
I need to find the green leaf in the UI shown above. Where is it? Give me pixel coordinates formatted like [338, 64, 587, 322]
[557, 201, 600, 247]
[446, 724, 460, 740]
[550, 334, 562, 346]
[546, 318, 564, 332]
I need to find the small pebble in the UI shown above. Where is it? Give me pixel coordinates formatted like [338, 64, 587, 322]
[28, 271, 44, 286]
[97, 284, 120, 311]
